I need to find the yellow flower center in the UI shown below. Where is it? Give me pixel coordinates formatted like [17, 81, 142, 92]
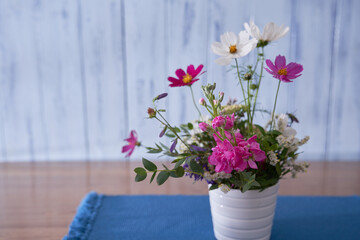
[229, 45, 237, 53]
[278, 68, 287, 75]
[182, 73, 193, 84]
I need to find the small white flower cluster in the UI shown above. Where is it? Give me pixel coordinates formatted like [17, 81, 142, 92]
[179, 117, 212, 153]
[219, 184, 231, 193]
[275, 114, 310, 153]
[220, 104, 245, 115]
[284, 156, 310, 178]
[267, 151, 279, 166]
[204, 171, 232, 181]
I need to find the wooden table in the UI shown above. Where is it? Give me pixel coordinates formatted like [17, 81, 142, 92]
[0, 161, 359, 240]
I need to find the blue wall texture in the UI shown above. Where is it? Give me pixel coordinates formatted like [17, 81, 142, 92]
[0, 0, 359, 161]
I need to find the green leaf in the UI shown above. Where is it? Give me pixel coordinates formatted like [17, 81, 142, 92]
[175, 166, 185, 177]
[209, 184, 218, 191]
[173, 127, 181, 133]
[150, 171, 156, 183]
[142, 158, 157, 171]
[135, 173, 147, 182]
[157, 171, 170, 185]
[242, 183, 251, 192]
[255, 124, 266, 135]
[158, 109, 166, 112]
[162, 164, 169, 170]
[165, 133, 176, 138]
[134, 167, 146, 175]
[189, 160, 204, 175]
[275, 163, 281, 175]
[187, 122, 193, 130]
[175, 158, 186, 168]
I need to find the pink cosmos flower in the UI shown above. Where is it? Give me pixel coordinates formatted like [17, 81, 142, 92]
[198, 122, 210, 132]
[224, 114, 235, 130]
[122, 130, 139, 158]
[212, 116, 226, 129]
[168, 64, 205, 87]
[209, 134, 266, 173]
[264, 55, 303, 82]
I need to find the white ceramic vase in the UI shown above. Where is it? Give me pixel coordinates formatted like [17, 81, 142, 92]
[208, 183, 279, 240]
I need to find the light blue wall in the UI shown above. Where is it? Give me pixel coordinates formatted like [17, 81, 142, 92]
[0, 0, 359, 161]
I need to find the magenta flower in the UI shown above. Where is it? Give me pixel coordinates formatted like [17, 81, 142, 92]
[168, 64, 205, 87]
[224, 114, 235, 130]
[212, 116, 226, 129]
[264, 55, 303, 82]
[199, 122, 210, 132]
[122, 130, 139, 158]
[209, 134, 266, 173]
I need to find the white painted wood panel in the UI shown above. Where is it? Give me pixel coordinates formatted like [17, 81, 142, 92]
[0, 0, 358, 161]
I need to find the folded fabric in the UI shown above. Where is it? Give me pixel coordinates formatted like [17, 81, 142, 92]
[63, 193, 360, 240]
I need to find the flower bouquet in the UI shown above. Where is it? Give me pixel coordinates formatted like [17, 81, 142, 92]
[122, 20, 309, 240]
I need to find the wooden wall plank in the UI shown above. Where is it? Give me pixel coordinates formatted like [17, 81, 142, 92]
[79, 0, 128, 160]
[166, 0, 209, 126]
[328, 0, 360, 160]
[0, 0, 89, 161]
[124, 0, 168, 160]
[289, 0, 337, 160]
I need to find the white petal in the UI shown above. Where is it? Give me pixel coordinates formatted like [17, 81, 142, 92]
[238, 30, 250, 43]
[220, 32, 237, 46]
[272, 26, 290, 41]
[211, 42, 230, 57]
[263, 22, 275, 41]
[243, 22, 252, 36]
[237, 38, 257, 57]
[215, 56, 233, 65]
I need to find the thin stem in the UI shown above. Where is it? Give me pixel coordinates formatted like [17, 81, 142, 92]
[189, 86, 202, 118]
[155, 114, 191, 150]
[271, 80, 281, 130]
[235, 59, 250, 126]
[251, 47, 265, 124]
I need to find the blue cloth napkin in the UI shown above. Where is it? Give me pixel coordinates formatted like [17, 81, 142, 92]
[63, 193, 360, 240]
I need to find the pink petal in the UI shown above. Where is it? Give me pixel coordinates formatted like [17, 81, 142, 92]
[187, 65, 195, 76]
[287, 74, 302, 80]
[168, 76, 180, 83]
[264, 67, 275, 75]
[275, 55, 286, 68]
[286, 62, 303, 75]
[175, 68, 186, 79]
[125, 147, 135, 157]
[248, 160, 258, 169]
[169, 82, 186, 87]
[122, 145, 131, 153]
[193, 64, 204, 77]
[265, 59, 277, 72]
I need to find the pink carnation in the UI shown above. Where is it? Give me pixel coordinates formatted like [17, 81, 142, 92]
[224, 113, 235, 130]
[212, 116, 225, 129]
[198, 122, 210, 132]
[208, 134, 265, 173]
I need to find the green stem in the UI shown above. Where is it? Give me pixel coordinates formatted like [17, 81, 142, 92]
[189, 86, 202, 118]
[271, 80, 281, 130]
[251, 47, 265, 124]
[155, 114, 191, 150]
[235, 59, 250, 126]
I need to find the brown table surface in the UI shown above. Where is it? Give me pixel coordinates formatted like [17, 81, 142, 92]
[0, 161, 359, 240]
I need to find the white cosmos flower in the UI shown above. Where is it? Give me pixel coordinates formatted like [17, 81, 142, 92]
[211, 31, 257, 66]
[244, 20, 289, 44]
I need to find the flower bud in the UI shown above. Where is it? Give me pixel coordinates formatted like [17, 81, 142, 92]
[154, 93, 168, 101]
[213, 100, 218, 106]
[147, 107, 156, 118]
[244, 73, 252, 80]
[199, 98, 205, 106]
[219, 92, 224, 102]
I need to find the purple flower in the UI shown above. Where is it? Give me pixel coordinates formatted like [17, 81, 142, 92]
[170, 139, 177, 153]
[190, 145, 208, 152]
[265, 55, 303, 83]
[154, 93, 168, 100]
